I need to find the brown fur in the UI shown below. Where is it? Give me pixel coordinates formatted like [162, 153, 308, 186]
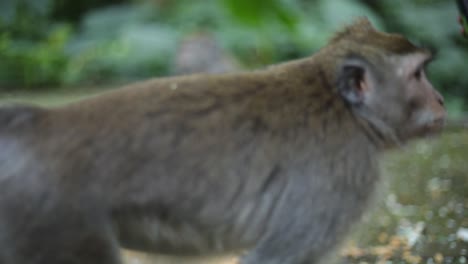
[0, 18, 444, 264]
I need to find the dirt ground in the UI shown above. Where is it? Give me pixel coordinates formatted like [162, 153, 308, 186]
[122, 250, 238, 264]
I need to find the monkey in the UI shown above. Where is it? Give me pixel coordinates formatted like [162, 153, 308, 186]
[0, 18, 445, 264]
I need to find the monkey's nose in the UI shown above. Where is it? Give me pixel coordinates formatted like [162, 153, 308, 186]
[434, 91, 444, 107]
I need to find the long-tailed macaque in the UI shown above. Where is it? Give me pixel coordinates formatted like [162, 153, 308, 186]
[0, 18, 445, 264]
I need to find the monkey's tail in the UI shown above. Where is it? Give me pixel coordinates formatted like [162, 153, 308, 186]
[0, 104, 44, 131]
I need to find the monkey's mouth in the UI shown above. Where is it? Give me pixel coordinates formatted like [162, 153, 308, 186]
[408, 121, 445, 139]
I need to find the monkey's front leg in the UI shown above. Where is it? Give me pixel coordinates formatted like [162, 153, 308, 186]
[0, 189, 121, 264]
[240, 187, 359, 264]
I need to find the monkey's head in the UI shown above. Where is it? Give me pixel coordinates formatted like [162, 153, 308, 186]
[330, 18, 446, 149]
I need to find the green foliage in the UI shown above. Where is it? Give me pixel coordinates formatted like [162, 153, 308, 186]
[1, 0, 467, 105]
[192, 0, 381, 66]
[223, 0, 298, 29]
[0, 0, 71, 89]
[0, 25, 70, 88]
[63, 4, 179, 85]
[0, 0, 51, 25]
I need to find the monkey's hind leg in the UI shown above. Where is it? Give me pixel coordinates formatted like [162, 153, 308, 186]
[0, 191, 121, 264]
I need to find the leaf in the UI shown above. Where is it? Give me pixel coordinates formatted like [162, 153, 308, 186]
[222, 0, 298, 30]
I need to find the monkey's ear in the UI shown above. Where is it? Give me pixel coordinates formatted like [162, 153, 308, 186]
[337, 56, 373, 106]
